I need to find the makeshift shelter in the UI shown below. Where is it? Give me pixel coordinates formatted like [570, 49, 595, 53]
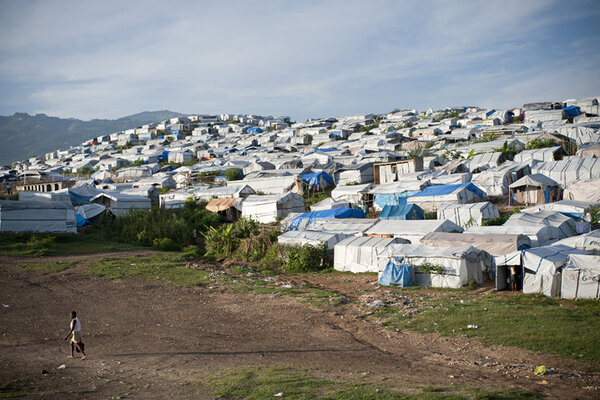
[563, 179, 600, 203]
[365, 219, 463, 243]
[561, 254, 600, 299]
[513, 147, 565, 164]
[407, 183, 486, 211]
[508, 174, 561, 206]
[420, 232, 530, 256]
[309, 197, 351, 211]
[522, 199, 598, 220]
[90, 192, 151, 216]
[379, 204, 424, 220]
[437, 202, 499, 228]
[306, 218, 377, 235]
[521, 245, 589, 297]
[331, 183, 373, 208]
[0, 200, 76, 233]
[378, 244, 490, 288]
[466, 225, 560, 248]
[333, 163, 374, 185]
[287, 208, 365, 231]
[334, 236, 408, 273]
[18, 191, 71, 204]
[241, 193, 305, 223]
[470, 161, 530, 197]
[159, 190, 195, 209]
[278, 230, 351, 250]
[195, 184, 256, 202]
[205, 198, 241, 221]
[552, 230, 600, 253]
[75, 203, 106, 227]
[370, 181, 427, 211]
[531, 157, 600, 188]
[504, 210, 576, 239]
[298, 171, 334, 190]
[576, 143, 600, 158]
[63, 184, 102, 206]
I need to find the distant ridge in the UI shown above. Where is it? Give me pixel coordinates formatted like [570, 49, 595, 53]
[0, 110, 187, 165]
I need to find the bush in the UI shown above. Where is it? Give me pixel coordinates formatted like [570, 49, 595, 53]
[281, 243, 330, 273]
[203, 218, 259, 258]
[182, 245, 203, 260]
[153, 237, 181, 251]
[225, 168, 243, 181]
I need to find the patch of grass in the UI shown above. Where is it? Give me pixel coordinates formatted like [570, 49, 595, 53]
[382, 292, 600, 363]
[16, 260, 79, 274]
[0, 383, 25, 398]
[85, 253, 209, 287]
[207, 367, 539, 399]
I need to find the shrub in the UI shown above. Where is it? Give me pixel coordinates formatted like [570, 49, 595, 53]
[225, 168, 243, 181]
[182, 245, 203, 260]
[153, 237, 181, 251]
[281, 243, 330, 273]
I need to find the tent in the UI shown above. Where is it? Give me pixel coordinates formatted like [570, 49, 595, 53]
[470, 161, 530, 197]
[521, 245, 589, 297]
[18, 191, 71, 204]
[90, 192, 151, 216]
[407, 183, 486, 211]
[309, 197, 351, 212]
[508, 174, 561, 206]
[205, 198, 241, 221]
[420, 232, 530, 256]
[522, 199, 598, 220]
[288, 208, 366, 231]
[531, 157, 600, 188]
[74, 203, 106, 227]
[241, 193, 305, 223]
[278, 230, 352, 250]
[369, 180, 427, 211]
[306, 218, 377, 235]
[298, 171, 334, 190]
[504, 210, 576, 239]
[513, 147, 564, 164]
[333, 163, 374, 185]
[552, 230, 600, 252]
[437, 202, 499, 228]
[365, 219, 463, 243]
[379, 258, 413, 287]
[334, 236, 408, 273]
[466, 224, 560, 248]
[561, 254, 600, 299]
[379, 204, 424, 220]
[331, 183, 374, 206]
[563, 179, 600, 203]
[378, 244, 490, 288]
[0, 200, 77, 233]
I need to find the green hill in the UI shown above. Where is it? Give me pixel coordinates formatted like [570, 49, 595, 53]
[0, 110, 187, 166]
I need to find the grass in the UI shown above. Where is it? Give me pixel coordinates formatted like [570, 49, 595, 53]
[85, 253, 210, 287]
[16, 260, 79, 274]
[375, 291, 600, 364]
[0, 383, 25, 398]
[207, 366, 540, 399]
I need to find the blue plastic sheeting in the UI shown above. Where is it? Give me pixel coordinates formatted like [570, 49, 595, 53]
[374, 194, 407, 209]
[564, 105, 581, 117]
[246, 127, 263, 134]
[315, 148, 337, 152]
[76, 214, 87, 227]
[410, 183, 485, 200]
[288, 208, 366, 231]
[162, 150, 170, 160]
[379, 204, 424, 220]
[299, 171, 334, 189]
[379, 259, 413, 287]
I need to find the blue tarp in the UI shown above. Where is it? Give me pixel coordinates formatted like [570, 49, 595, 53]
[246, 127, 263, 134]
[288, 208, 366, 231]
[315, 148, 337, 153]
[379, 259, 413, 287]
[373, 190, 418, 210]
[410, 183, 485, 200]
[299, 171, 334, 189]
[76, 214, 87, 227]
[379, 204, 424, 220]
[564, 105, 581, 117]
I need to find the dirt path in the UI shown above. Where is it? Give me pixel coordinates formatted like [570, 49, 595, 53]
[0, 253, 598, 399]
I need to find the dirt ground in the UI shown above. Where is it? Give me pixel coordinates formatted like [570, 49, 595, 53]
[0, 251, 599, 399]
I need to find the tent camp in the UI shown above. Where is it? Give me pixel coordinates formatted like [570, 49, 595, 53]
[365, 219, 463, 243]
[420, 232, 530, 256]
[504, 210, 576, 239]
[287, 208, 365, 231]
[241, 193, 305, 223]
[74, 203, 106, 227]
[278, 230, 352, 250]
[508, 174, 561, 206]
[334, 236, 408, 273]
[90, 192, 151, 216]
[521, 245, 589, 297]
[561, 254, 600, 299]
[0, 200, 77, 233]
[437, 202, 499, 228]
[407, 183, 486, 211]
[466, 224, 560, 248]
[378, 244, 490, 288]
[563, 179, 600, 203]
[379, 204, 424, 220]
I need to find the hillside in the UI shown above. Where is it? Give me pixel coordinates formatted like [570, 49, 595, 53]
[0, 110, 187, 166]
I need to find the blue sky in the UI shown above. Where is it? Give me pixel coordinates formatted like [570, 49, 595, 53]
[0, 0, 599, 121]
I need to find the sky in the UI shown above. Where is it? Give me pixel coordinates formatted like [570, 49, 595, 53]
[0, 0, 599, 122]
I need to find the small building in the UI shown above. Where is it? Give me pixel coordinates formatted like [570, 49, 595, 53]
[373, 158, 423, 185]
[0, 200, 77, 233]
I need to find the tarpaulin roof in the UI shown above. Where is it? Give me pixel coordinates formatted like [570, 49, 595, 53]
[410, 183, 485, 200]
[205, 197, 238, 212]
[420, 232, 530, 256]
[289, 207, 366, 231]
[299, 171, 334, 187]
[379, 204, 424, 220]
[509, 174, 558, 189]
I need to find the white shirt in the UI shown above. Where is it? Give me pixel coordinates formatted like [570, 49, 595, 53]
[70, 317, 81, 332]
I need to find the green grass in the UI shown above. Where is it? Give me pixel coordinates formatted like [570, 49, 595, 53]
[85, 253, 209, 287]
[376, 292, 600, 364]
[207, 366, 539, 399]
[16, 260, 79, 274]
[0, 383, 25, 398]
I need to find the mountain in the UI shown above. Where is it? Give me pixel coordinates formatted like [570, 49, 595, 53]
[0, 110, 187, 166]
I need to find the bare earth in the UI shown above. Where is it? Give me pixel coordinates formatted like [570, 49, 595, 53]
[1, 252, 598, 399]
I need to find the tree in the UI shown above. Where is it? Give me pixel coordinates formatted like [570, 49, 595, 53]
[225, 168, 243, 181]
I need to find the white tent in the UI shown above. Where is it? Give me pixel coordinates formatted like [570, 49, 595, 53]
[437, 202, 499, 228]
[420, 232, 530, 256]
[563, 179, 600, 203]
[90, 192, 151, 216]
[513, 147, 562, 164]
[309, 197, 351, 212]
[0, 200, 77, 233]
[305, 218, 377, 235]
[365, 219, 463, 243]
[241, 193, 305, 223]
[521, 200, 598, 219]
[334, 236, 408, 273]
[230, 175, 297, 195]
[508, 174, 561, 206]
[531, 157, 600, 188]
[521, 245, 589, 297]
[552, 230, 600, 252]
[407, 183, 486, 211]
[504, 210, 576, 239]
[195, 184, 256, 202]
[18, 191, 71, 204]
[278, 230, 351, 250]
[331, 183, 374, 205]
[561, 254, 600, 299]
[470, 161, 530, 197]
[378, 244, 490, 288]
[466, 224, 560, 248]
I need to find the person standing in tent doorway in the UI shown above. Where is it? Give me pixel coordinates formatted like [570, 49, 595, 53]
[64, 311, 87, 359]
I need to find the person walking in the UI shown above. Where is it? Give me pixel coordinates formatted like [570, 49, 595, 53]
[64, 311, 86, 359]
